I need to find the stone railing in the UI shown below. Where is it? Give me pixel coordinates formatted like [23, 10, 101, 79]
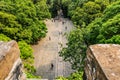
[0, 40, 26, 80]
[84, 44, 120, 80]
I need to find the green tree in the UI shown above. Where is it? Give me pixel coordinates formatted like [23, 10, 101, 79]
[0, 11, 22, 40]
[59, 29, 87, 70]
[102, 1, 120, 21]
[18, 41, 40, 78]
[71, 7, 87, 27]
[57, 71, 83, 80]
[95, 0, 109, 11]
[0, 0, 49, 43]
[83, 18, 102, 45]
[61, 0, 71, 17]
[83, 1, 102, 24]
[0, 34, 11, 41]
[50, 0, 62, 17]
[35, 0, 51, 20]
[84, 1, 120, 44]
[70, 1, 103, 27]
[18, 41, 34, 60]
[98, 14, 120, 43]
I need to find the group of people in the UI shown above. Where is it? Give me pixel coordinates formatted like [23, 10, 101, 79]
[62, 20, 67, 30]
[51, 18, 68, 30]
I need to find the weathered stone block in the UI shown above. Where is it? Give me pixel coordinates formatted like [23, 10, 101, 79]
[85, 44, 120, 80]
[0, 40, 20, 80]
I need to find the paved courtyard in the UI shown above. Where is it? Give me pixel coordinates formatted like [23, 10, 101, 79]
[31, 18, 75, 80]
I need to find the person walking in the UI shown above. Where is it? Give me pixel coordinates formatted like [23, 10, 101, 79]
[50, 63, 54, 70]
[65, 26, 67, 30]
[49, 37, 51, 40]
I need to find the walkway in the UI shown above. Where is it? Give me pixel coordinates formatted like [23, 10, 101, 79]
[31, 18, 74, 80]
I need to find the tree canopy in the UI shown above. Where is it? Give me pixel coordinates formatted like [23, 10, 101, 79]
[0, 0, 50, 44]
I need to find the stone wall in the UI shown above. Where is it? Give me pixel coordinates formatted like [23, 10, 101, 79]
[84, 44, 120, 80]
[0, 40, 26, 80]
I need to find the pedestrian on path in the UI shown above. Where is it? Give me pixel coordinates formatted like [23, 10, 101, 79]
[49, 37, 51, 40]
[59, 31, 62, 35]
[50, 63, 54, 70]
[59, 31, 61, 35]
[65, 26, 67, 30]
[62, 21, 64, 24]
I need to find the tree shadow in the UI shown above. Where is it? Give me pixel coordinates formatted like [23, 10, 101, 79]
[34, 59, 56, 80]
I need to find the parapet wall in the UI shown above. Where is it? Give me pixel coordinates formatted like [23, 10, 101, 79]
[1, 41, 120, 80]
[84, 44, 120, 80]
[0, 40, 26, 80]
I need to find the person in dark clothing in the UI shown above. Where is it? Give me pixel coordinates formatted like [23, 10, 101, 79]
[50, 63, 54, 70]
[62, 21, 64, 24]
[49, 37, 51, 40]
[65, 26, 67, 30]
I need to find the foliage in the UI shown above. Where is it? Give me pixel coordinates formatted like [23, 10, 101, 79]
[18, 41, 40, 78]
[71, 1, 103, 27]
[83, 1, 102, 23]
[67, 71, 83, 80]
[102, 1, 120, 21]
[83, 1, 101, 14]
[84, 1, 120, 44]
[26, 72, 41, 78]
[0, 11, 22, 40]
[29, 20, 47, 43]
[71, 7, 87, 27]
[18, 41, 34, 60]
[0, 0, 49, 43]
[57, 71, 83, 80]
[0, 34, 11, 41]
[59, 29, 87, 70]
[50, 0, 62, 17]
[24, 63, 36, 73]
[35, 0, 51, 20]
[83, 18, 103, 45]
[67, 0, 118, 27]
[68, 0, 88, 16]
[61, 0, 71, 17]
[57, 76, 68, 80]
[98, 14, 120, 43]
[95, 0, 109, 11]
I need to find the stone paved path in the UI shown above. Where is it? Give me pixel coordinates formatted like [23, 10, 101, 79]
[31, 18, 75, 80]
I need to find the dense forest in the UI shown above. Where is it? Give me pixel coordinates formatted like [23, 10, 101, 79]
[0, 0, 120, 79]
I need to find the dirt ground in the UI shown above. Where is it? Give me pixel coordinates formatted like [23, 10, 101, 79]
[31, 18, 75, 80]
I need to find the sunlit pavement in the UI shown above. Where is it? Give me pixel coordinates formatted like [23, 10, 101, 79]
[31, 18, 75, 80]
